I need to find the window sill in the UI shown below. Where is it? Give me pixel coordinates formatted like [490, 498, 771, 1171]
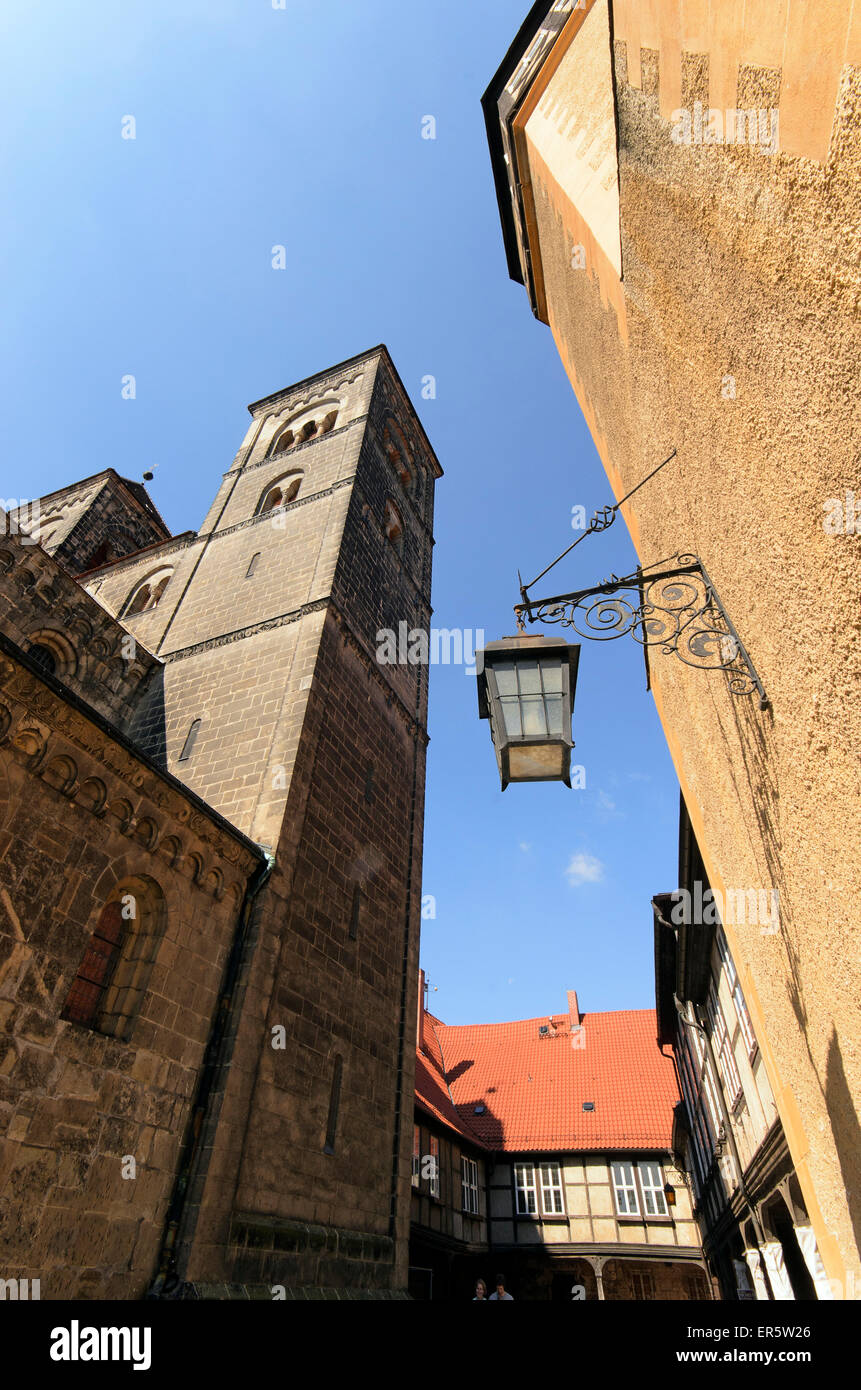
[515, 1213, 568, 1223]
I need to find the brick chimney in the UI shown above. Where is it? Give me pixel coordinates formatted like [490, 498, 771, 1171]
[567, 989, 580, 1028]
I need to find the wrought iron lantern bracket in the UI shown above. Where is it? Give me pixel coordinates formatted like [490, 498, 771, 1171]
[514, 553, 768, 709]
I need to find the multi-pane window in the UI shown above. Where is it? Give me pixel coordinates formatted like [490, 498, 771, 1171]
[638, 1162, 669, 1216]
[691, 1026, 723, 1136]
[612, 1161, 669, 1218]
[514, 1162, 538, 1214]
[428, 1135, 440, 1199]
[631, 1271, 655, 1300]
[412, 1125, 420, 1188]
[706, 981, 743, 1106]
[461, 1156, 479, 1215]
[679, 1026, 717, 1164]
[716, 927, 758, 1059]
[611, 1161, 640, 1215]
[539, 1163, 564, 1214]
[514, 1162, 565, 1216]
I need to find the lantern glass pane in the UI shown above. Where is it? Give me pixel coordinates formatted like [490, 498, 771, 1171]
[493, 662, 518, 697]
[545, 695, 563, 735]
[520, 694, 547, 736]
[499, 697, 522, 736]
[540, 660, 563, 693]
[517, 660, 541, 694]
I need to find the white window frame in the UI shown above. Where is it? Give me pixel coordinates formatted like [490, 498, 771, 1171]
[707, 981, 743, 1107]
[717, 927, 758, 1059]
[611, 1161, 640, 1216]
[539, 1162, 564, 1215]
[514, 1162, 538, 1215]
[638, 1160, 669, 1217]
[691, 1025, 723, 1136]
[428, 1134, 440, 1199]
[461, 1156, 479, 1215]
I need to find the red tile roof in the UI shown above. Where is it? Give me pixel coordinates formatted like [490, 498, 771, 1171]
[415, 1010, 485, 1146]
[415, 1007, 678, 1153]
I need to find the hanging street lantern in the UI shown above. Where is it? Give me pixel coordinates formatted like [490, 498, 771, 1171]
[476, 634, 580, 790]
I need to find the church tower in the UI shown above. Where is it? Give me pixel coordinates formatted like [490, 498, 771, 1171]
[77, 345, 441, 1293]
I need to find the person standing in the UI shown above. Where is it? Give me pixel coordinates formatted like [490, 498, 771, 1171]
[489, 1274, 514, 1300]
[473, 1279, 488, 1301]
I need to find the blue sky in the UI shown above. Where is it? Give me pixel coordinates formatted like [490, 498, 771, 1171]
[0, 0, 681, 1025]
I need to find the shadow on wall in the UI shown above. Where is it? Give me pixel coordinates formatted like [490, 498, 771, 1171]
[730, 699, 860, 1263]
[126, 667, 168, 769]
[826, 1028, 861, 1261]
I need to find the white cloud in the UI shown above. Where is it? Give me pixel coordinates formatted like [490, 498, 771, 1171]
[565, 852, 604, 886]
[597, 790, 616, 812]
[519, 841, 531, 853]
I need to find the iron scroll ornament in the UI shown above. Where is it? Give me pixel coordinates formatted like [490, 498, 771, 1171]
[514, 554, 768, 709]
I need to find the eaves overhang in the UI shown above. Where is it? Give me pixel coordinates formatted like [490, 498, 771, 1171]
[481, 2, 578, 309]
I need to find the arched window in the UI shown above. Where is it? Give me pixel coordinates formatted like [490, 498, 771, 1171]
[178, 718, 201, 762]
[151, 575, 170, 605]
[126, 584, 152, 616]
[122, 569, 173, 617]
[298, 420, 317, 443]
[320, 410, 338, 434]
[61, 878, 167, 1040]
[384, 500, 404, 555]
[28, 643, 57, 677]
[26, 632, 75, 678]
[269, 428, 295, 457]
[245, 552, 260, 578]
[256, 472, 303, 515]
[383, 421, 414, 493]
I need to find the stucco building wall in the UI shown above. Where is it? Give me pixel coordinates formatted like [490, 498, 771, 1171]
[485, 0, 861, 1290]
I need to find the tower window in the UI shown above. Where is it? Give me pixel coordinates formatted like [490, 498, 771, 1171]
[299, 420, 317, 443]
[270, 428, 295, 457]
[320, 410, 338, 434]
[324, 1056, 343, 1154]
[383, 420, 414, 493]
[349, 886, 361, 940]
[178, 718, 201, 762]
[384, 501, 403, 555]
[256, 472, 302, 515]
[245, 552, 260, 578]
